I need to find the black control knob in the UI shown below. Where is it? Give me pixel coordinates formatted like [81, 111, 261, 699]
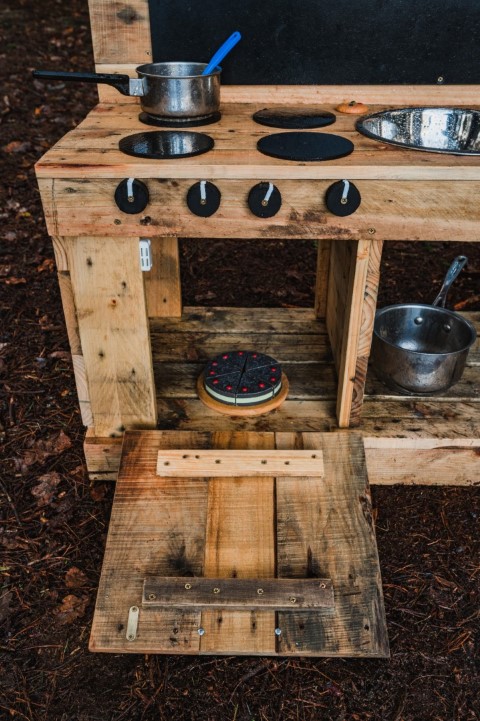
[247, 182, 282, 218]
[325, 180, 361, 216]
[187, 180, 221, 217]
[114, 178, 149, 214]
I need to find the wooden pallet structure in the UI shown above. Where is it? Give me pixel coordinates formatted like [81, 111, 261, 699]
[33, 0, 480, 656]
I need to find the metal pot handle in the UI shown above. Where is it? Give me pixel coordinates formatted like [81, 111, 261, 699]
[432, 255, 468, 307]
[32, 70, 144, 97]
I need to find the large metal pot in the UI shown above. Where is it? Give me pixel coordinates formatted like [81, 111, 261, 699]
[371, 256, 477, 394]
[33, 62, 221, 121]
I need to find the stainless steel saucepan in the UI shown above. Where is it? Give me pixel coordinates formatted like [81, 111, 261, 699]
[371, 256, 477, 394]
[32, 62, 221, 121]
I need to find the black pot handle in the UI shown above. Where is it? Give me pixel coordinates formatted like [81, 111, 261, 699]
[32, 70, 132, 96]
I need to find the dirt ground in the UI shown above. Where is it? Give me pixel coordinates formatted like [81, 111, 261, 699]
[0, 1, 479, 719]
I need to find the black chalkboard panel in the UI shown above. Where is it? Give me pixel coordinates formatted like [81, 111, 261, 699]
[149, 0, 480, 84]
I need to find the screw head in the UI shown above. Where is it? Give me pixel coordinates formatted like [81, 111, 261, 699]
[368, 227, 376, 234]
[148, 593, 157, 601]
[185, 583, 192, 590]
[257, 588, 264, 595]
[198, 627, 205, 636]
[274, 628, 282, 636]
[213, 587, 221, 594]
[289, 597, 297, 604]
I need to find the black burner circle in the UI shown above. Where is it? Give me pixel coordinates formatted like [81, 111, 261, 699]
[253, 108, 336, 129]
[257, 132, 354, 162]
[119, 131, 214, 159]
[139, 111, 221, 128]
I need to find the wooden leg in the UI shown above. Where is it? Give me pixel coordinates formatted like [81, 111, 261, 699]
[327, 239, 383, 428]
[314, 240, 331, 318]
[67, 236, 157, 437]
[144, 236, 182, 318]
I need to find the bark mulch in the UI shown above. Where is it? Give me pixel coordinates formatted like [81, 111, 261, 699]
[0, 1, 479, 719]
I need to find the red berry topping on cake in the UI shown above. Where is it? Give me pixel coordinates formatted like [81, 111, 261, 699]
[242, 387, 248, 392]
[259, 382, 265, 388]
[212, 361, 218, 366]
[226, 385, 232, 391]
[270, 377, 276, 383]
[209, 370, 216, 376]
[213, 379, 219, 385]
[271, 367, 277, 372]
[222, 354, 229, 359]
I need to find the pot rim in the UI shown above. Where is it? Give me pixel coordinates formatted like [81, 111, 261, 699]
[135, 61, 222, 79]
[373, 303, 477, 357]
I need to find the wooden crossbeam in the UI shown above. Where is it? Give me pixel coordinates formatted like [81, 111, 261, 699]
[156, 449, 324, 477]
[142, 577, 334, 610]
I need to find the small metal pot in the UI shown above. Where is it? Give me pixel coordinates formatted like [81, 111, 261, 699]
[33, 62, 221, 121]
[371, 256, 477, 394]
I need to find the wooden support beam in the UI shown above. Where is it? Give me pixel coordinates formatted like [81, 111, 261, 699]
[67, 236, 157, 436]
[142, 577, 334, 610]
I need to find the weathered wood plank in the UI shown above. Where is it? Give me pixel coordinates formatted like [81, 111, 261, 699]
[275, 432, 389, 657]
[150, 329, 332, 363]
[364, 437, 480, 485]
[89, 431, 212, 653]
[158, 306, 325, 333]
[50, 78, 480, 106]
[156, 449, 324, 477]
[142, 577, 334, 610]
[144, 237, 182, 318]
[38, 175, 480, 240]
[200, 432, 276, 654]
[67, 236, 157, 436]
[87, 0, 151, 67]
[349, 240, 384, 426]
[333, 240, 371, 427]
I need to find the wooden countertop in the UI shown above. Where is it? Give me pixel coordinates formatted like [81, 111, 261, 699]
[35, 102, 480, 180]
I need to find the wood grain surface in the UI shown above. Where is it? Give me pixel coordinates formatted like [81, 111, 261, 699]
[90, 430, 388, 655]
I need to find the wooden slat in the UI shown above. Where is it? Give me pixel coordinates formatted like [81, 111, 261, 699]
[332, 239, 371, 427]
[349, 239, 384, 426]
[38, 174, 480, 241]
[88, 0, 151, 67]
[155, 398, 337, 432]
[154, 306, 326, 334]
[200, 432, 276, 654]
[156, 449, 324, 477]
[67, 236, 157, 436]
[142, 577, 334, 609]
[89, 77, 480, 106]
[144, 237, 182, 318]
[150, 329, 332, 363]
[364, 437, 480, 486]
[89, 431, 212, 653]
[275, 432, 389, 657]
[35, 101, 480, 184]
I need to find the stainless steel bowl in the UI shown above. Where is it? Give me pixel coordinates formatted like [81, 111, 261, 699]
[356, 107, 480, 155]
